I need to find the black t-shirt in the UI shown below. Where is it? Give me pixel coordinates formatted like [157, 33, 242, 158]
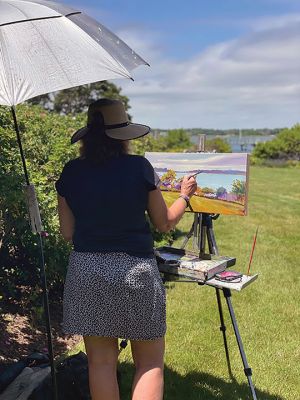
[55, 155, 159, 257]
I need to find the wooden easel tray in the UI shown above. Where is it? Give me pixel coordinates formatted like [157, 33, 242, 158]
[155, 246, 236, 282]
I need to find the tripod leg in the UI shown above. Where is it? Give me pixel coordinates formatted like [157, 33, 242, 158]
[39, 234, 58, 400]
[215, 288, 233, 379]
[223, 289, 258, 400]
[193, 213, 200, 250]
[207, 226, 219, 255]
[181, 220, 195, 249]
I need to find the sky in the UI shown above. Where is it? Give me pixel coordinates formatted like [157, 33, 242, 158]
[66, 0, 300, 129]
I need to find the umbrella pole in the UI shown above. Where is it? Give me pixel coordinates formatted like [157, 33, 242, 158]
[11, 106, 30, 185]
[10, 106, 59, 400]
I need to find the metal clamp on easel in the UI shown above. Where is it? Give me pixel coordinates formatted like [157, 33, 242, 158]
[24, 184, 43, 234]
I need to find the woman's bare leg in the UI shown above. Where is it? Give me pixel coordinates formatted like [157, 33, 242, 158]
[83, 336, 119, 400]
[130, 337, 165, 400]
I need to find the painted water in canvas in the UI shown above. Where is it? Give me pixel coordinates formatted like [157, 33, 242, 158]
[145, 152, 249, 216]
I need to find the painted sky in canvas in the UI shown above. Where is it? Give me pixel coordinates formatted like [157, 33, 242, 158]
[146, 153, 248, 172]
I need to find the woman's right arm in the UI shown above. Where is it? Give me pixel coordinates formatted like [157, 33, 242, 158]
[57, 194, 75, 243]
[147, 176, 197, 233]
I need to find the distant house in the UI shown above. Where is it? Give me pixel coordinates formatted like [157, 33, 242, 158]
[203, 193, 216, 199]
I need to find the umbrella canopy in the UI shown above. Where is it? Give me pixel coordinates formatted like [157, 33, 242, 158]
[0, 0, 148, 106]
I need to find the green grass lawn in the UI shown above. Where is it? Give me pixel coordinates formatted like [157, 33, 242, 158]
[73, 166, 300, 400]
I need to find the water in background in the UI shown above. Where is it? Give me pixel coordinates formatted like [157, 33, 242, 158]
[191, 134, 275, 153]
[225, 135, 275, 153]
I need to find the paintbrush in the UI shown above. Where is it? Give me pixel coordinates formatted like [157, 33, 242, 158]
[188, 170, 202, 179]
[247, 226, 259, 276]
[183, 171, 202, 212]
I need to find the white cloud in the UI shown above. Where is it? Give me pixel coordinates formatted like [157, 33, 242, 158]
[114, 15, 300, 129]
[251, 13, 300, 31]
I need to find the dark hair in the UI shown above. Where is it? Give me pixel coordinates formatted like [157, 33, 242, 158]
[80, 114, 128, 164]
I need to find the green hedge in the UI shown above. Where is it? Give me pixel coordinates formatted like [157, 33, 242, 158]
[252, 124, 300, 162]
[0, 105, 86, 300]
[0, 105, 175, 303]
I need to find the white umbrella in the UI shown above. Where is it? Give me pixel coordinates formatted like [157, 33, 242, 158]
[0, 0, 148, 106]
[0, 1, 149, 398]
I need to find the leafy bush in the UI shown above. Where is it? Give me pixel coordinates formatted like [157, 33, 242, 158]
[252, 124, 300, 161]
[164, 129, 192, 151]
[205, 137, 231, 153]
[0, 104, 85, 300]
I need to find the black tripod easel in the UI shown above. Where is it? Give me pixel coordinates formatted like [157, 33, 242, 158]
[177, 211, 258, 400]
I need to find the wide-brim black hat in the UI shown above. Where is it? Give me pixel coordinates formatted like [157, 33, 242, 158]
[71, 98, 150, 144]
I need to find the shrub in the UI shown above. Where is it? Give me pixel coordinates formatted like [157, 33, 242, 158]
[252, 124, 300, 161]
[205, 137, 232, 153]
[0, 104, 84, 300]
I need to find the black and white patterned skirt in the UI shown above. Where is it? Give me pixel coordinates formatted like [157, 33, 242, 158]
[62, 251, 166, 340]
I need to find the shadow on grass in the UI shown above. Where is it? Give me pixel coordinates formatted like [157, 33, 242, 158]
[119, 361, 283, 400]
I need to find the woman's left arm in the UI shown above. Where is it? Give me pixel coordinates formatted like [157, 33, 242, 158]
[57, 195, 75, 243]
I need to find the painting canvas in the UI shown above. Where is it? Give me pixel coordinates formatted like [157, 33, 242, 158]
[145, 152, 250, 216]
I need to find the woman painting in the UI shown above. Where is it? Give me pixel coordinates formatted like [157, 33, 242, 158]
[55, 98, 197, 400]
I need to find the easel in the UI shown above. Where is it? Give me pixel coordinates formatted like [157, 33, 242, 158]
[177, 212, 257, 399]
[159, 136, 258, 400]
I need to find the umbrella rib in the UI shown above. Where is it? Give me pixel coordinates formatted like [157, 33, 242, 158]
[0, 12, 81, 28]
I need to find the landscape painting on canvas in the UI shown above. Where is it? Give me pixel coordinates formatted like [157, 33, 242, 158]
[145, 152, 249, 216]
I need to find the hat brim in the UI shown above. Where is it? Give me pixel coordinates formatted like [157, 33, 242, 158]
[106, 123, 150, 140]
[71, 126, 89, 144]
[71, 123, 150, 144]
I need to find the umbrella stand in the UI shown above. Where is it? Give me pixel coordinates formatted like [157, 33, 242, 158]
[11, 106, 59, 400]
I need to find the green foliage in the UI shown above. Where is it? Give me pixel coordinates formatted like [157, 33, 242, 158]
[231, 179, 246, 203]
[0, 104, 83, 299]
[201, 187, 215, 194]
[28, 81, 131, 116]
[205, 137, 231, 153]
[132, 129, 194, 155]
[252, 124, 300, 161]
[160, 170, 176, 183]
[164, 129, 192, 151]
[131, 129, 193, 155]
[130, 135, 167, 156]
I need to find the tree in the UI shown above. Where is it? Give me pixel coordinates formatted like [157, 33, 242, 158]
[201, 187, 215, 194]
[28, 81, 131, 116]
[231, 180, 246, 201]
[164, 129, 192, 151]
[216, 187, 227, 197]
[131, 135, 168, 156]
[160, 170, 177, 187]
[252, 124, 300, 161]
[205, 138, 231, 153]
